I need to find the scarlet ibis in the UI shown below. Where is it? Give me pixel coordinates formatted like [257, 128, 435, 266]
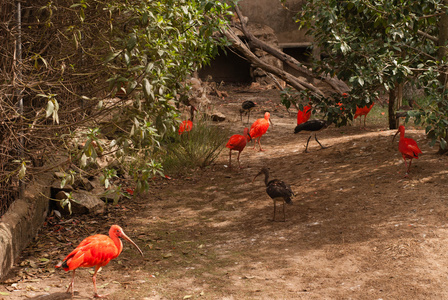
[294, 119, 331, 153]
[178, 120, 193, 135]
[240, 100, 256, 123]
[249, 112, 273, 151]
[253, 167, 294, 222]
[393, 125, 422, 176]
[297, 104, 312, 125]
[226, 127, 251, 169]
[354, 102, 374, 128]
[56, 225, 143, 298]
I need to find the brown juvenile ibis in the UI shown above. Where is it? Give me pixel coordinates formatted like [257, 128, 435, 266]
[393, 125, 422, 176]
[253, 167, 294, 222]
[240, 100, 256, 123]
[294, 119, 331, 153]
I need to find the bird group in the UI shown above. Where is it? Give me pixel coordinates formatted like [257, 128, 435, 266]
[226, 107, 273, 169]
[241, 98, 423, 223]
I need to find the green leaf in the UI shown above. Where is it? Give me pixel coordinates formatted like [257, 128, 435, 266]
[142, 78, 153, 99]
[104, 51, 121, 63]
[46, 100, 54, 118]
[441, 138, 447, 150]
[18, 161, 26, 180]
[127, 33, 137, 51]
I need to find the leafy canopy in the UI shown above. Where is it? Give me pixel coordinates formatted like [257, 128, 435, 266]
[294, 0, 448, 147]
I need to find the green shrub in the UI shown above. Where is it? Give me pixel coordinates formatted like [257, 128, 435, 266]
[161, 116, 229, 174]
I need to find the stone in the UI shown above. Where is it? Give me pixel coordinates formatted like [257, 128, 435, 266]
[209, 111, 226, 122]
[54, 190, 105, 215]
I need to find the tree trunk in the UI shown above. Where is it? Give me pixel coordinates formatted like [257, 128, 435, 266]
[437, 1, 448, 154]
[388, 85, 399, 129]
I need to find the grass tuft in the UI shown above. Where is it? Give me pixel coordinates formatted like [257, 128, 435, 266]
[161, 116, 229, 174]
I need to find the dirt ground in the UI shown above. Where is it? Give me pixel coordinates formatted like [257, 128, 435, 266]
[2, 84, 448, 300]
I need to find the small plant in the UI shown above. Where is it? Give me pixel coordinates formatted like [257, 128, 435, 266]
[161, 116, 229, 174]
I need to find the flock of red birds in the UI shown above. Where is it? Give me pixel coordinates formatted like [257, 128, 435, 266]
[54, 96, 423, 297]
[226, 111, 273, 168]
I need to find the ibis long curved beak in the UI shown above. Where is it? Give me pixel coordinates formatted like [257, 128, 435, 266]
[392, 129, 399, 143]
[269, 118, 274, 126]
[252, 172, 261, 183]
[120, 232, 144, 257]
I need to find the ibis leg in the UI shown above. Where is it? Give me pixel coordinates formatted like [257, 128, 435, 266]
[237, 151, 242, 169]
[66, 270, 76, 296]
[304, 135, 312, 153]
[258, 137, 264, 151]
[228, 150, 232, 168]
[93, 266, 109, 298]
[273, 200, 276, 221]
[315, 134, 328, 149]
[407, 159, 413, 174]
[282, 201, 286, 222]
[247, 111, 251, 124]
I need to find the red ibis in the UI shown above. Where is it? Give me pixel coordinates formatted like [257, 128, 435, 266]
[249, 112, 273, 151]
[55, 225, 143, 298]
[226, 127, 251, 169]
[393, 125, 422, 176]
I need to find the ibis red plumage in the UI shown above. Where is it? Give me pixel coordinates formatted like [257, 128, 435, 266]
[249, 112, 273, 151]
[56, 225, 143, 298]
[178, 120, 193, 135]
[393, 125, 422, 176]
[226, 127, 251, 169]
[354, 102, 374, 128]
[297, 104, 312, 125]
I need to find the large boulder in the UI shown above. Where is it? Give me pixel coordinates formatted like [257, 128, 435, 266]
[54, 190, 105, 215]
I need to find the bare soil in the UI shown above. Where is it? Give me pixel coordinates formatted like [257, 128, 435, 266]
[2, 84, 448, 300]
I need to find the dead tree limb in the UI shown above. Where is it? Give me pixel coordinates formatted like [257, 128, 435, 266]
[222, 27, 325, 97]
[231, 4, 349, 96]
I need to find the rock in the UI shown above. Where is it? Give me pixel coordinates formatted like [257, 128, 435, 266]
[54, 190, 105, 215]
[72, 176, 94, 191]
[209, 111, 226, 122]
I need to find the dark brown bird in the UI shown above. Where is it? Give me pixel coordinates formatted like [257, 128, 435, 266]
[240, 100, 256, 123]
[253, 167, 294, 222]
[294, 119, 331, 153]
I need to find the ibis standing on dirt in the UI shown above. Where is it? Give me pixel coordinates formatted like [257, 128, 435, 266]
[226, 127, 251, 169]
[240, 100, 256, 123]
[253, 167, 294, 222]
[250, 112, 273, 151]
[294, 119, 331, 153]
[56, 225, 143, 298]
[393, 125, 422, 176]
[354, 102, 374, 129]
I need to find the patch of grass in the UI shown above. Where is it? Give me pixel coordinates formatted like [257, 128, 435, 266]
[161, 117, 230, 175]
